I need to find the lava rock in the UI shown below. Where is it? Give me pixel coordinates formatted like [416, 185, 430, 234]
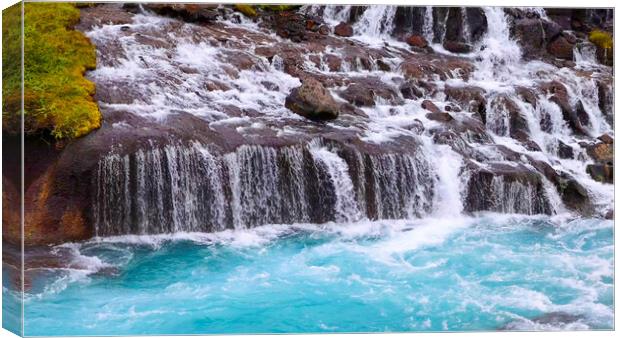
[285, 78, 340, 120]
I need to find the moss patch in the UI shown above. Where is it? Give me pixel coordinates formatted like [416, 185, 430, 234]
[2, 3, 100, 139]
[589, 29, 613, 49]
[233, 4, 301, 17]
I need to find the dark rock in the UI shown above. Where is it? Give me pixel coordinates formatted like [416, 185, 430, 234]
[464, 162, 552, 215]
[605, 209, 613, 219]
[547, 36, 574, 60]
[399, 79, 434, 99]
[339, 79, 402, 107]
[557, 140, 574, 159]
[421, 100, 441, 114]
[318, 25, 330, 35]
[426, 112, 454, 122]
[406, 35, 428, 48]
[285, 77, 340, 120]
[586, 163, 613, 183]
[334, 22, 353, 37]
[540, 81, 588, 135]
[443, 40, 473, 54]
[274, 12, 307, 42]
[512, 18, 545, 59]
[144, 4, 219, 23]
[444, 85, 487, 122]
[465, 8, 488, 42]
[515, 86, 538, 108]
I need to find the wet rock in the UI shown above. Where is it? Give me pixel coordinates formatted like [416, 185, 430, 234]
[421, 100, 441, 114]
[465, 8, 488, 42]
[400, 54, 475, 81]
[443, 40, 473, 54]
[339, 78, 402, 107]
[586, 163, 613, 183]
[406, 35, 428, 48]
[512, 18, 545, 59]
[598, 133, 614, 144]
[547, 36, 575, 60]
[274, 12, 307, 42]
[515, 86, 538, 108]
[323, 54, 342, 72]
[334, 22, 353, 37]
[399, 79, 434, 99]
[285, 77, 340, 120]
[426, 112, 454, 123]
[540, 81, 588, 135]
[444, 85, 487, 122]
[557, 140, 574, 159]
[605, 209, 613, 220]
[558, 175, 594, 215]
[144, 4, 219, 23]
[464, 162, 552, 215]
[586, 142, 613, 163]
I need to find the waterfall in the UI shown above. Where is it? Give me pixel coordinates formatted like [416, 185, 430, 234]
[422, 6, 434, 42]
[309, 145, 362, 222]
[475, 7, 522, 79]
[93, 141, 440, 235]
[353, 5, 397, 38]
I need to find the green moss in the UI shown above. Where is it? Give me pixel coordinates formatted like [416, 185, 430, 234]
[234, 4, 257, 17]
[589, 30, 613, 50]
[2, 3, 100, 139]
[257, 5, 301, 11]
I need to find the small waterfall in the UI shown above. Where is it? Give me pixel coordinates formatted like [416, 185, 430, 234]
[309, 145, 362, 222]
[93, 141, 438, 235]
[422, 6, 434, 42]
[353, 5, 397, 37]
[475, 7, 522, 79]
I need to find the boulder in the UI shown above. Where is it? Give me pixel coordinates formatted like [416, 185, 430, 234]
[406, 35, 428, 48]
[274, 12, 307, 42]
[285, 78, 340, 120]
[144, 4, 218, 23]
[399, 79, 435, 99]
[334, 22, 353, 37]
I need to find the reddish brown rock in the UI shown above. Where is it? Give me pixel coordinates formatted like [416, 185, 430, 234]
[421, 100, 441, 114]
[547, 36, 574, 60]
[334, 22, 353, 37]
[406, 35, 428, 48]
[285, 77, 340, 120]
[426, 112, 454, 122]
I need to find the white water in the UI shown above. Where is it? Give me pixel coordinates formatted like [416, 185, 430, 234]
[85, 5, 613, 236]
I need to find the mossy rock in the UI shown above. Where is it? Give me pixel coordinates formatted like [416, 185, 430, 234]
[2, 3, 101, 139]
[233, 4, 257, 17]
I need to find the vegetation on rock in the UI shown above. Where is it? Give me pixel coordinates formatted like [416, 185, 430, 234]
[233, 4, 301, 17]
[589, 29, 613, 49]
[2, 3, 100, 139]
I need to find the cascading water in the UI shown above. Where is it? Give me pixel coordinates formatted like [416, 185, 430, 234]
[18, 4, 614, 335]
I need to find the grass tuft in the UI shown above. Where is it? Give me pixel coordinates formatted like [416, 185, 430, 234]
[2, 3, 101, 139]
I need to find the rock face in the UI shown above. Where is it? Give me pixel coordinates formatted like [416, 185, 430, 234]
[285, 78, 340, 120]
[406, 35, 428, 48]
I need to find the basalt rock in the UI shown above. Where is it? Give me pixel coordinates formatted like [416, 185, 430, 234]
[285, 77, 340, 120]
